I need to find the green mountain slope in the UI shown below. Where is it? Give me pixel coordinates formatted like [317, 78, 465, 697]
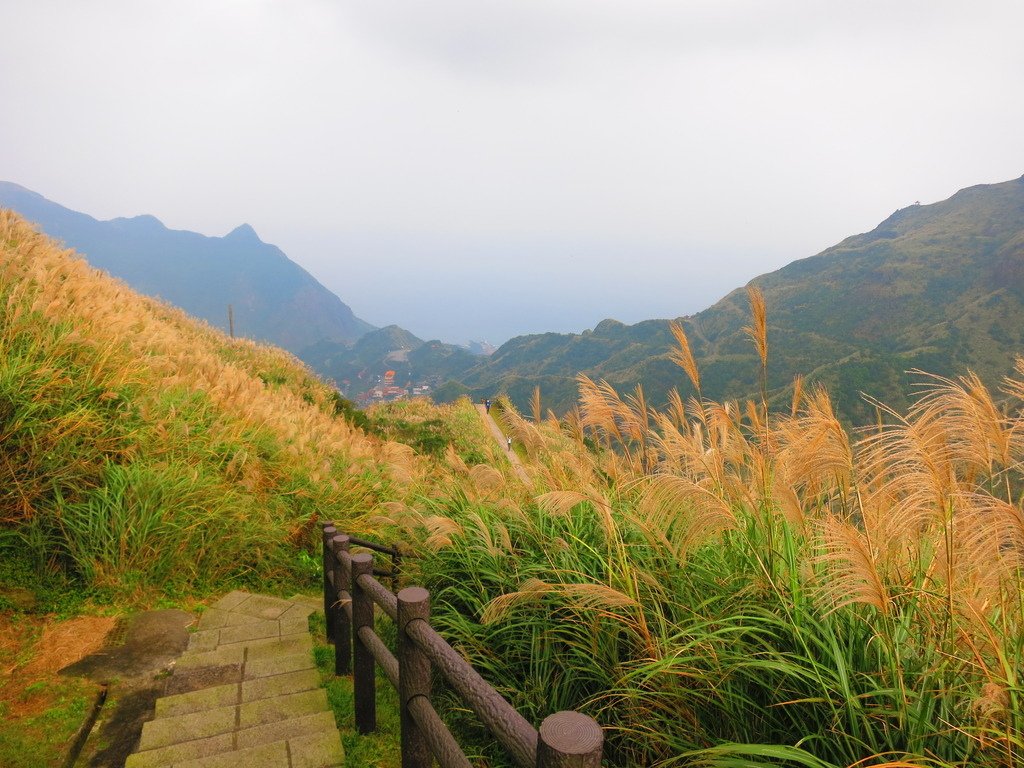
[451, 175, 1024, 422]
[299, 326, 481, 395]
[0, 181, 375, 353]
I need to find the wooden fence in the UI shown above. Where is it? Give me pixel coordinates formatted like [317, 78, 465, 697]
[321, 521, 604, 768]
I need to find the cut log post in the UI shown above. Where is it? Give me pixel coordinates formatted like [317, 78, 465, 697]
[321, 522, 337, 642]
[398, 587, 432, 768]
[536, 711, 603, 768]
[331, 533, 351, 675]
[351, 552, 376, 734]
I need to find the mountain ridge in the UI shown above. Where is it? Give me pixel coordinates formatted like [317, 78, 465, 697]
[5, 175, 1022, 422]
[443, 174, 1024, 423]
[0, 181, 375, 354]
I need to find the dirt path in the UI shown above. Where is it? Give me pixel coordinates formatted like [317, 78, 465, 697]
[475, 404, 531, 484]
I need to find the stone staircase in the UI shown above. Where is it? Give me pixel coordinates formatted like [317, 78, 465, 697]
[125, 591, 344, 768]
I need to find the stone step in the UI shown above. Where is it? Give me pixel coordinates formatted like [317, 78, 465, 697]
[139, 688, 330, 751]
[155, 668, 321, 718]
[125, 591, 342, 768]
[174, 633, 312, 670]
[125, 713, 343, 767]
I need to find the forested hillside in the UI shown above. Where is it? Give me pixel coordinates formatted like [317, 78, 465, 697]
[299, 325, 480, 397]
[450, 175, 1024, 423]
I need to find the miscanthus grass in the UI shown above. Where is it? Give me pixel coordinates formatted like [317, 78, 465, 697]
[394, 293, 1024, 767]
[8, 207, 1024, 766]
[0, 210, 428, 601]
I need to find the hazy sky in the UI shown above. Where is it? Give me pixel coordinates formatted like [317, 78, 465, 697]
[2, 1, 1023, 345]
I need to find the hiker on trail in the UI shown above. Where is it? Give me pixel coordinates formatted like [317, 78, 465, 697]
[485, 399, 491, 414]
[506, 435, 512, 451]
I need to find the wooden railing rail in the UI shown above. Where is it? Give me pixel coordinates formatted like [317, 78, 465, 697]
[348, 534, 401, 557]
[321, 521, 603, 768]
[350, 534, 402, 589]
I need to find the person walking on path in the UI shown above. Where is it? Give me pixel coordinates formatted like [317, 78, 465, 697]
[506, 435, 512, 451]
[485, 398, 491, 414]
[474, 402, 529, 483]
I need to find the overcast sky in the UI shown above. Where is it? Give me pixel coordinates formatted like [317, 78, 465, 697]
[2, 1, 1023, 345]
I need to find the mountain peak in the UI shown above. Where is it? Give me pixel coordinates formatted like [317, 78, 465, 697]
[594, 318, 625, 334]
[0, 180, 37, 196]
[110, 213, 166, 231]
[225, 223, 261, 243]
[0, 184, 376, 350]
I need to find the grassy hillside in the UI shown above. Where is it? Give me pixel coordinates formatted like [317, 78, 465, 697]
[0, 209, 515, 765]
[448, 175, 1024, 423]
[7, 202, 1024, 768]
[0, 210, 509, 765]
[0, 208, 421, 602]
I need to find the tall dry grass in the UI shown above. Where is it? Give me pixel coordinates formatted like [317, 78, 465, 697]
[0, 210, 432, 599]
[403, 291, 1024, 767]
[9, 204, 1024, 764]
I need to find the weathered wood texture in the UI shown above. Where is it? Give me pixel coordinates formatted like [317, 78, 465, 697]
[330, 534, 351, 674]
[537, 712, 604, 767]
[350, 552, 376, 734]
[320, 523, 337, 642]
[322, 528, 604, 767]
[398, 587, 431, 768]
[406, 618, 539, 767]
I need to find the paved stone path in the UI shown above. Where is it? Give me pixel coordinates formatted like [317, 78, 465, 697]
[125, 591, 344, 768]
[476, 403, 531, 484]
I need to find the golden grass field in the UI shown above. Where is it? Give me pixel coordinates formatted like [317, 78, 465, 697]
[4, 210, 1024, 766]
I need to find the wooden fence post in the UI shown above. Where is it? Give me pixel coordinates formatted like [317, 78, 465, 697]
[536, 711, 603, 768]
[390, 547, 401, 593]
[321, 522, 336, 642]
[351, 552, 376, 734]
[331, 534, 351, 675]
[397, 587, 431, 768]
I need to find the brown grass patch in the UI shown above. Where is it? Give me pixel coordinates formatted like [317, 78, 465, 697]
[20, 616, 115, 677]
[1, 614, 114, 719]
[0, 613, 40, 676]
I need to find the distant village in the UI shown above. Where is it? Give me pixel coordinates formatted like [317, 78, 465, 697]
[352, 368, 434, 406]
[347, 341, 494, 406]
